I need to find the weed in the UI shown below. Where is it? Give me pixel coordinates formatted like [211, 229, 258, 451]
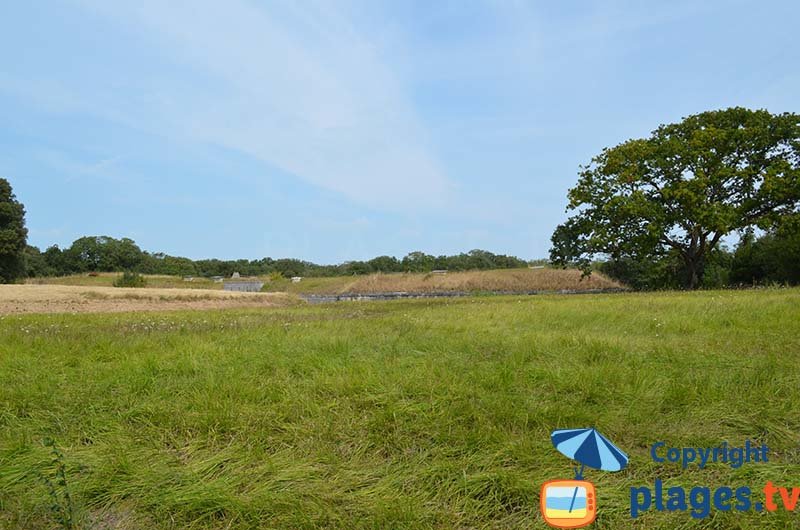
[39, 438, 76, 530]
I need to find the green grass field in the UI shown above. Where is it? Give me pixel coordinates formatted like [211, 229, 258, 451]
[1, 289, 799, 529]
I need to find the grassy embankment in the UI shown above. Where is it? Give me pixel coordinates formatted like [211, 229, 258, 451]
[1, 289, 799, 528]
[29, 268, 623, 295]
[262, 267, 622, 294]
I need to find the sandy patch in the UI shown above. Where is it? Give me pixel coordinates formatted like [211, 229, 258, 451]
[0, 284, 297, 315]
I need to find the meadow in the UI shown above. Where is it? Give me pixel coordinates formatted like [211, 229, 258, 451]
[1, 288, 799, 529]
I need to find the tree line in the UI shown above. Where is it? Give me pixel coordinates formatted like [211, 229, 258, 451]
[19, 228, 798, 288]
[21, 236, 530, 279]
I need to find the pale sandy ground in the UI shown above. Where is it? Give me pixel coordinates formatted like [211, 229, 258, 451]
[0, 284, 297, 315]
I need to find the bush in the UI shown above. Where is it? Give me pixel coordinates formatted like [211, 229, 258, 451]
[599, 246, 734, 291]
[113, 271, 146, 288]
[731, 223, 800, 286]
[598, 253, 684, 290]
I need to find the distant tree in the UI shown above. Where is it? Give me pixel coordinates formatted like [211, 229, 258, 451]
[272, 258, 307, 278]
[366, 255, 401, 273]
[0, 178, 28, 283]
[731, 220, 800, 285]
[598, 253, 684, 291]
[599, 243, 734, 291]
[64, 236, 106, 272]
[61, 236, 145, 273]
[43, 245, 67, 276]
[551, 108, 800, 289]
[162, 256, 197, 276]
[443, 253, 468, 271]
[729, 229, 763, 285]
[766, 220, 800, 284]
[194, 258, 231, 277]
[114, 238, 144, 270]
[402, 251, 435, 272]
[465, 249, 494, 270]
[433, 255, 450, 270]
[23, 245, 54, 277]
[339, 260, 371, 275]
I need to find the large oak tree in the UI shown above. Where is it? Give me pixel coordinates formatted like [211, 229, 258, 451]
[550, 108, 800, 289]
[0, 178, 28, 283]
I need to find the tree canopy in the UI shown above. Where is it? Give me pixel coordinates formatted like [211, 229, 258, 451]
[0, 178, 28, 283]
[550, 107, 800, 288]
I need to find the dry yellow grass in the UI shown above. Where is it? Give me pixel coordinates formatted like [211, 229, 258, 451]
[27, 273, 221, 290]
[332, 267, 623, 294]
[28, 267, 625, 297]
[0, 284, 297, 315]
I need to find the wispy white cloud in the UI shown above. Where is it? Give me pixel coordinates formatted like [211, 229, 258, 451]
[36, 150, 127, 184]
[64, 0, 452, 208]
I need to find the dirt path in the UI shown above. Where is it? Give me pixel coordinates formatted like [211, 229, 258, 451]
[0, 285, 297, 315]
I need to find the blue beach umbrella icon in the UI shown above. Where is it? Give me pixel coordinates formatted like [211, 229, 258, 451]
[551, 427, 629, 477]
[550, 428, 629, 513]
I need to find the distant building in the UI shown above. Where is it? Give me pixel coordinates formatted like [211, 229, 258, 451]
[223, 279, 264, 292]
[431, 270, 448, 275]
[231, 272, 241, 279]
[291, 276, 302, 283]
[211, 276, 224, 283]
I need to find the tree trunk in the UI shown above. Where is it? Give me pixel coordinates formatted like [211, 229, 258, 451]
[684, 254, 705, 289]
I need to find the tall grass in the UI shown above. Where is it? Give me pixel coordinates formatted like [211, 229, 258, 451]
[264, 267, 623, 294]
[1, 289, 799, 528]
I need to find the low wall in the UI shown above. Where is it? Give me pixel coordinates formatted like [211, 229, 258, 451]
[223, 281, 264, 292]
[300, 288, 626, 303]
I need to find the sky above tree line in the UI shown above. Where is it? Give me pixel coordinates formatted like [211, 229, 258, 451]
[1, 0, 798, 263]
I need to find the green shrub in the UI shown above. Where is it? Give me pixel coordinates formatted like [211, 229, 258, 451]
[113, 271, 146, 288]
[39, 438, 76, 529]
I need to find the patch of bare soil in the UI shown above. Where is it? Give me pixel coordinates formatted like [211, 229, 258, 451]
[0, 285, 297, 315]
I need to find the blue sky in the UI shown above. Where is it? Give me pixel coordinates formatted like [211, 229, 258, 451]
[2, 1, 798, 262]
